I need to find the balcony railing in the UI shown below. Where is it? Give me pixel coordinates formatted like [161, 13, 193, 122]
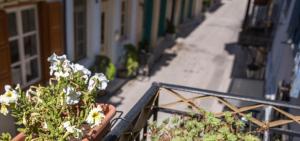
[238, 27, 272, 47]
[103, 82, 300, 141]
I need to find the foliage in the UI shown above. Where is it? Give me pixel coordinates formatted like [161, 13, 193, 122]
[124, 44, 139, 77]
[149, 112, 260, 141]
[95, 55, 116, 81]
[0, 132, 12, 141]
[203, 0, 211, 8]
[0, 54, 109, 140]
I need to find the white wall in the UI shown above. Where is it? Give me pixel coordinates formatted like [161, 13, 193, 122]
[65, 0, 101, 67]
[128, 0, 138, 45]
[65, 0, 75, 61]
[105, 0, 122, 65]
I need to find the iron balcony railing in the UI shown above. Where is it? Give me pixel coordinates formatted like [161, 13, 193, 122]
[103, 82, 300, 141]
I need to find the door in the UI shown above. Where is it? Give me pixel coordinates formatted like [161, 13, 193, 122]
[6, 5, 41, 88]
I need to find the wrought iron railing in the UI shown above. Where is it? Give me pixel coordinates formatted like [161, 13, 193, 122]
[103, 82, 300, 141]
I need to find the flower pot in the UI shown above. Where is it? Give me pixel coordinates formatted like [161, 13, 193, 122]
[12, 104, 116, 141]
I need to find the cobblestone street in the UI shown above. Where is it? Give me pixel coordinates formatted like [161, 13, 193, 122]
[100, 0, 249, 116]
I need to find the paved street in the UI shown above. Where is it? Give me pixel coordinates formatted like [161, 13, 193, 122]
[101, 0, 248, 116]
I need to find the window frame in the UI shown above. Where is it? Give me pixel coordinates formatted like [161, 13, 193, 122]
[6, 5, 42, 88]
[73, 0, 87, 61]
[120, 0, 128, 38]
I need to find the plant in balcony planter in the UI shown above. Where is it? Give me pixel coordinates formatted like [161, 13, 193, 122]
[0, 54, 116, 141]
[149, 111, 260, 141]
[94, 55, 116, 81]
[118, 44, 139, 78]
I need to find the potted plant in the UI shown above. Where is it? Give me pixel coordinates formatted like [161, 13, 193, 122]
[149, 111, 260, 141]
[118, 44, 139, 78]
[203, 0, 212, 11]
[94, 55, 116, 81]
[0, 54, 116, 141]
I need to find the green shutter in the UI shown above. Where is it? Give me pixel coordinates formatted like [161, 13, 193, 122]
[180, 0, 186, 23]
[158, 0, 167, 37]
[188, 0, 193, 18]
[142, 0, 153, 44]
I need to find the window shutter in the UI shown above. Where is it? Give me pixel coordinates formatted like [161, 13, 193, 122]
[48, 2, 65, 55]
[0, 10, 12, 92]
[38, 1, 65, 83]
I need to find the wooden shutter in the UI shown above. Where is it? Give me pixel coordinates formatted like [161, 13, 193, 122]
[0, 10, 12, 92]
[38, 1, 65, 83]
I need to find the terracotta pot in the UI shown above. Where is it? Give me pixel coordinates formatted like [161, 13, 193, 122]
[12, 104, 116, 141]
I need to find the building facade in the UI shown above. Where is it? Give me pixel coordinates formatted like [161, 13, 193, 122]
[0, 0, 203, 135]
[0, 0, 203, 92]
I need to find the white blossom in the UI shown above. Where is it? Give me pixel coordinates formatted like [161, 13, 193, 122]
[62, 121, 83, 139]
[86, 105, 105, 128]
[43, 122, 48, 129]
[48, 53, 72, 79]
[88, 73, 109, 92]
[64, 86, 81, 105]
[71, 63, 91, 76]
[71, 63, 91, 83]
[0, 104, 8, 115]
[47, 53, 58, 63]
[0, 85, 19, 105]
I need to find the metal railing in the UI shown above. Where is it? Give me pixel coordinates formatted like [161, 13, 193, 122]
[103, 82, 300, 141]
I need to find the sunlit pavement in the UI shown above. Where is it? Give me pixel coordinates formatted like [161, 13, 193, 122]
[102, 0, 248, 118]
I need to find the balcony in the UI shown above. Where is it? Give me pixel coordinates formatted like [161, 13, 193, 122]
[103, 82, 300, 141]
[238, 0, 273, 48]
[238, 27, 272, 47]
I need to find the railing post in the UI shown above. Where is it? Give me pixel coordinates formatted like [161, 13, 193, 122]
[142, 121, 148, 141]
[264, 106, 272, 141]
[153, 92, 159, 122]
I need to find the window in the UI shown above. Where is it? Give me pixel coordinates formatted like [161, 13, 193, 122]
[7, 6, 41, 87]
[120, 0, 127, 37]
[74, 0, 87, 61]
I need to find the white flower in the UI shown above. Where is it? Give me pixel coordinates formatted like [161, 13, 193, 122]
[0, 104, 8, 115]
[43, 122, 48, 129]
[47, 53, 58, 63]
[86, 105, 105, 128]
[0, 85, 19, 105]
[54, 71, 70, 78]
[64, 86, 81, 105]
[62, 121, 83, 139]
[56, 54, 67, 62]
[49, 65, 58, 75]
[71, 63, 91, 76]
[48, 53, 72, 78]
[71, 63, 91, 83]
[88, 73, 109, 92]
[63, 121, 73, 132]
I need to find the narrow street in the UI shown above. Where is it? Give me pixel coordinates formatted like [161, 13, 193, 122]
[102, 0, 248, 115]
